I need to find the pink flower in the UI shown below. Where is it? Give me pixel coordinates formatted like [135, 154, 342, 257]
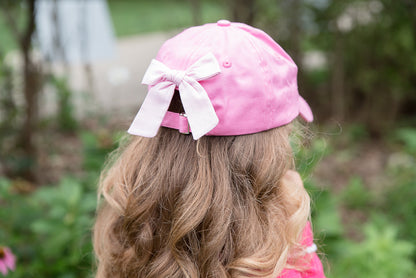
[0, 247, 15, 276]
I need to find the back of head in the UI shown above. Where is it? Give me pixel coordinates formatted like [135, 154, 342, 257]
[94, 126, 310, 277]
[94, 19, 314, 278]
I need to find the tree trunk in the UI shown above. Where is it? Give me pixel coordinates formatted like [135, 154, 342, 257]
[331, 32, 345, 121]
[229, 0, 256, 25]
[19, 0, 40, 182]
[189, 0, 201, 26]
[286, 0, 301, 64]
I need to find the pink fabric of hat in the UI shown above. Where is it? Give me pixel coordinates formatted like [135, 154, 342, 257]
[128, 20, 313, 140]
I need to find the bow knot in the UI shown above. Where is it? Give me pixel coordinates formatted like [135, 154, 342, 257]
[166, 69, 186, 86]
[128, 53, 221, 140]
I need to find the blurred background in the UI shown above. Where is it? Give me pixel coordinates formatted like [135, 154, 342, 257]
[0, 0, 415, 277]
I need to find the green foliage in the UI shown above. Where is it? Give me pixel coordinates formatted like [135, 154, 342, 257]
[80, 130, 118, 172]
[311, 187, 344, 259]
[0, 0, 27, 53]
[0, 49, 34, 178]
[302, 0, 416, 132]
[304, 68, 330, 87]
[330, 223, 415, 278]
[341, 176, 371, 209]
[0, 68, 81, 177]
[294, 133, 330, 178]
[396, 128, 416, 155]
[346, 124, 370, 143]
[0, 129, 119, 277]
[0, 49, 20, 174]
[0, 177, 96, 278]
[294, 131, 344, 258]
[49, 76, 78, 132]
[380, 148, 416, 261]
[295, 125, 416, 277]
[293, 133, 341, 240]
[0, 50, 18, 132]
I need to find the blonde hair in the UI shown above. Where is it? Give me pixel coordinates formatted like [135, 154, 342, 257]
[93, 125, 310, 278]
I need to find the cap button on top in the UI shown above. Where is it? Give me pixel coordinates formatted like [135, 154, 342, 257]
[217, 20, 231, 27]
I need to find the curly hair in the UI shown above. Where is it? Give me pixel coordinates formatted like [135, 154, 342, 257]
[93, 125, 310, 278]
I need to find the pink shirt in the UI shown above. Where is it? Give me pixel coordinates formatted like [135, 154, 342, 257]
[278, 222, 326, 278]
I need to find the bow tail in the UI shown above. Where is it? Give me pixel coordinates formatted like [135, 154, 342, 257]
[128, 82, 176, 137]
[179, 79, 219, 140]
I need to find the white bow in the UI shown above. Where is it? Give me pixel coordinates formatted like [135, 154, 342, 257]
[128, 53, 221, 140]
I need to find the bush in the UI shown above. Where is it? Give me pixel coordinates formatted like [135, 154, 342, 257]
[0, 129, 118, 277]
[341, 176, 372, 209]
[0, 177, 96, 278]
[381, 139, 416, 261]
[330, 223, 415, 278]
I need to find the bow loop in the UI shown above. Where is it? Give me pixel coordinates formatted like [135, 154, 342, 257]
[186, 53, 222, 81]
[141, 59, 170, 85]
[128, 53, 221, 140]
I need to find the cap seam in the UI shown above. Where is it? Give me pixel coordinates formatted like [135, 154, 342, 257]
[245, 33, 271, 128]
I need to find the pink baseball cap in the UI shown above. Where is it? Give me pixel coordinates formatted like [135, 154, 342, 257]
[128, 20, 313, 140]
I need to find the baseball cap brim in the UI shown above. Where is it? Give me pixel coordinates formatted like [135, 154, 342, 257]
[298, 96, 313, 122]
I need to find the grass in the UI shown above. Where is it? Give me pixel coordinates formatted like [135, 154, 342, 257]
[0, 0, 227, 53]
[108, 0, 227, 37]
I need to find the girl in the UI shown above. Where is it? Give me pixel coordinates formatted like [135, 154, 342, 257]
[93, 20, 325, 278]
